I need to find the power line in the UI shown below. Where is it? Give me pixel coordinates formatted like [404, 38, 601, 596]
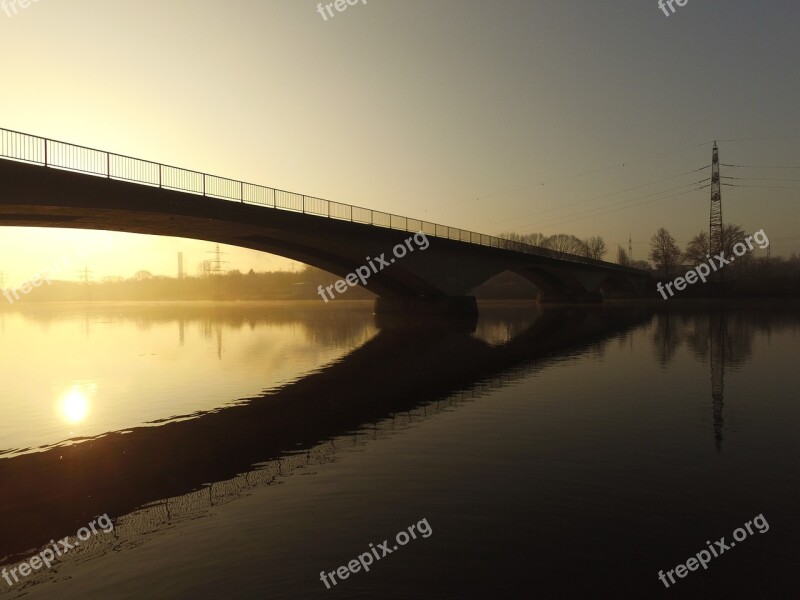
[437, 137, 799, 210]
[721, 163, 800, 169]
[722, 176, 800, 182]
[431, 141, 715, 210]
[532, 141, 714, 185]
[528, 184, 710, 233]
[716, 135, 800, 142]
[434, 137, 798, 211]
[486, 155, 797, 233]
[511, 183, 710, 234]
[510, 179, 710, 232]
[484, 165, 711, 229]
[464, 142, 799, 235]
[722, 183, 800, 191]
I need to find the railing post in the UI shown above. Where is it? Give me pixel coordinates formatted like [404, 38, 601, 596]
[107, 153, 110, 178]
[159, 164, 162, 188]
[303, 195, 306, 213]
[203, 174, 206, 196]
[241, 181, 244, 203]
[44, 139, 48, 166]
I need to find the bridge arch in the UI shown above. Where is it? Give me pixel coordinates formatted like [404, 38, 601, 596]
[0, 130, 651, 314]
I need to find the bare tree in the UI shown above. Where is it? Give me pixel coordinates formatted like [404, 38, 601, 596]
[584, 236, 608, 260]
[710, 224, 745, 255]
[543, 234, 589, 256]
[498, 231, 523, 243]
[684, 231, 710, 265]
[498, 232, 548, 247]
[717, 224, 748, 258]
[649, 228, 682, 276]
[133, 270, 154, 281]
[197, 260, 213, 278]
[525, 232, 548, 247]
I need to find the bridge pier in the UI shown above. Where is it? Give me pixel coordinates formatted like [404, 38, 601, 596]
[374, 296, 478, 318]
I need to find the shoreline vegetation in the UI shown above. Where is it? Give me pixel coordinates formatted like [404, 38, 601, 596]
[1, 261, 798, 305]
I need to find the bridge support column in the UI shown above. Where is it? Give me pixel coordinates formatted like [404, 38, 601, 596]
[374, 296, 478, 318]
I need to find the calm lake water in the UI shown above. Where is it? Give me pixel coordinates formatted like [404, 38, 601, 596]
[0, 301, 798, 598]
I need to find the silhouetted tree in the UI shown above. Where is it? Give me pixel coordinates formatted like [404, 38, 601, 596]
[684, 232, 710, 265]
[649, 228, 681, 276]
[498, 231, 548, 247]
[543, 233, 589, 256]
[617, 246, 629, 266]
[584, 236, 607, 260]
[133, 270, 154, 281]
[716, 224, 748, 258]
[197, 260, 212, 278]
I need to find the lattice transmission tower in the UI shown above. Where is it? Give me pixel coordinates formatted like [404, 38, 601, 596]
[710, 142, 723, 255]
[206, 244, 228, 300]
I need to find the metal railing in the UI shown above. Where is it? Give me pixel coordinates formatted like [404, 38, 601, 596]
[0, 127, 642, 273]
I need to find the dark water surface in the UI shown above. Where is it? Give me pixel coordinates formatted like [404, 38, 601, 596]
[1, 301, 799, 598]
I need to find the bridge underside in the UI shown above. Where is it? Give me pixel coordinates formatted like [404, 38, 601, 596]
[0, 161, 649, 315]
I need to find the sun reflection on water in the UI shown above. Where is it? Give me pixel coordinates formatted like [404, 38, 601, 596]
[59, 388, 91, 424]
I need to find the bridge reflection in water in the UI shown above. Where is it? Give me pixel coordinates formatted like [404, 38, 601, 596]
[0, 305, 651, 576]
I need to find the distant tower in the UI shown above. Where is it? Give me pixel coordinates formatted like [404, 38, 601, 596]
[710, 142, 723, 255]
[206, 244, 228, 300]
[78, 266, 92, 302]
[78, 266, 92, 284]
[210, 245, 227, 278]
[178, 252, 184, 279]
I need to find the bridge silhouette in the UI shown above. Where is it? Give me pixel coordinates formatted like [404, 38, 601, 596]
[0, 128, 649, 314]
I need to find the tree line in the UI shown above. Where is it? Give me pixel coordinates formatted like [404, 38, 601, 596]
[498, 232, 609, 260]
[497, 227, 800, 295]
[498, 231, 651, 269]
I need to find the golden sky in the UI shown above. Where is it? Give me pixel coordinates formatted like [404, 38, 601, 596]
[2, 0, 798, 284]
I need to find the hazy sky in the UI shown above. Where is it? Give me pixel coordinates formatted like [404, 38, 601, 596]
[2, 0, 798, 284]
